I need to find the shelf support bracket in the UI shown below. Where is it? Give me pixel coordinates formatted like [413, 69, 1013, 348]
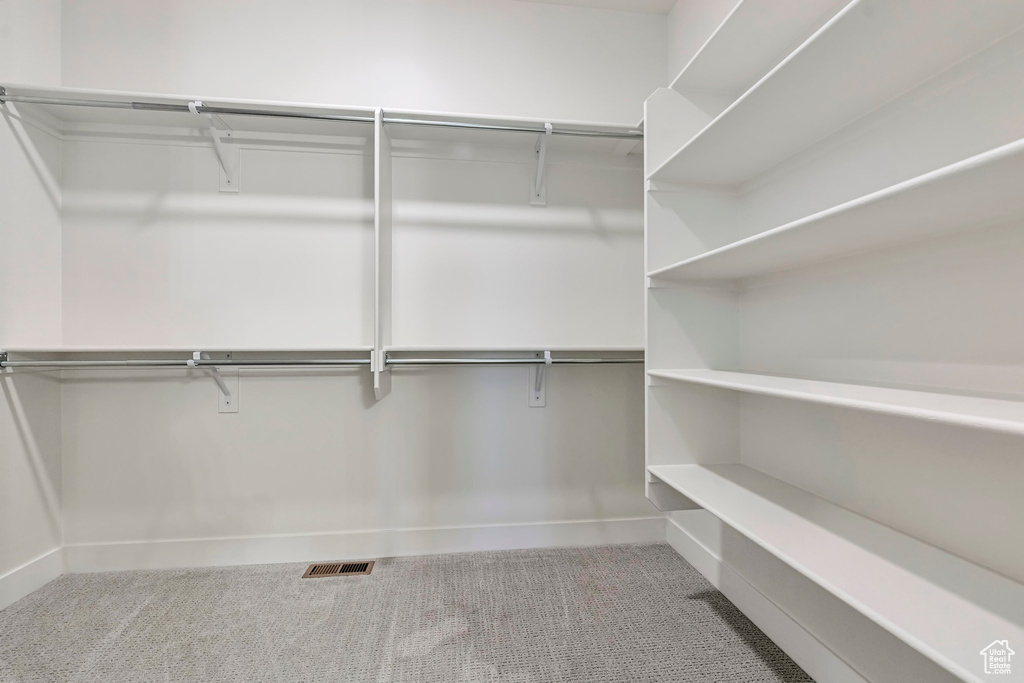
[189, 100, 239, 193]
[189, 351, 231, 398]
[530, 350, 551, 407]
[531, 122, 552, 206]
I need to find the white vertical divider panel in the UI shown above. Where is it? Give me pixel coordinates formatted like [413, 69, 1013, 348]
[373, 108, 393, 399]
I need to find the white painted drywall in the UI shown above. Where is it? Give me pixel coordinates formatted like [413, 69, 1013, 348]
[61, 365, 650, 548]
[60, 0, 665, 125]
[60, 140, 376, 348]
[0, 0, 64, 605]
[665, 0, 737, 83]
[49, 0, 658, 566]
[0, 0, 61, 87]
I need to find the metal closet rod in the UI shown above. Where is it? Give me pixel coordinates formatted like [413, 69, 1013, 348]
[386, 357, 644, 366]
[0, 91, 643, 140]
[0, 358, 370, 370]
[0, 355, 643, 370]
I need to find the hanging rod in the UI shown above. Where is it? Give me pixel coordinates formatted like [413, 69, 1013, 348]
[0, 92, 376, 124]
[381, 116, 643, 140]
[0, 89, 642, 140]
[0, 356, 642, 371]
[0, 358, 370, 370]
[386, 356, 644, 366]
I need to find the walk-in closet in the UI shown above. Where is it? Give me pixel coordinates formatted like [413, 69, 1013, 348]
[2, 1, 1022, 681]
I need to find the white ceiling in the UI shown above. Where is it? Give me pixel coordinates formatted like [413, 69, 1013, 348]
[513, 0, 676, 15]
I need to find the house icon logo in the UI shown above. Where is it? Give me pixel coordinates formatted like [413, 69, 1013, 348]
[980, 640, 1014, 675]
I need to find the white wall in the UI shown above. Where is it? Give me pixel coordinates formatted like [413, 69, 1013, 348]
[61, 365, 649, 558]
[60, 0, 665, 125]
[0, 0, 65, 608]
[60, 137, 376, 348]
[665, 0, 736, 82]
[47, 0, 661, 569]
[391, 148, 644, 347]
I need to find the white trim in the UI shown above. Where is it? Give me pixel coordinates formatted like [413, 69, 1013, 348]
[65, 517, 666, 573]
[0, 547, 65, 611]
[665, 517, 867, 683]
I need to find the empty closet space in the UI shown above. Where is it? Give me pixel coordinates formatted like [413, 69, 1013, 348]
[4, 0, 1024, 681]
[2, 0, 666, 594]
[647, 1, 1024, 680]
[387, 121, 643, 350]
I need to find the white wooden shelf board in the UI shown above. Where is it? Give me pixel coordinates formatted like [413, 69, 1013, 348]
[670, 0, 846, 99]
[649, 0, 1024, 186]
[648, 369, 1024, 436]
[648, 138, 1024, 282]
[647, 463, 1024, 681]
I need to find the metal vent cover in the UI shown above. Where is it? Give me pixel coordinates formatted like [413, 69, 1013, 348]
[302, 560, 374, 578]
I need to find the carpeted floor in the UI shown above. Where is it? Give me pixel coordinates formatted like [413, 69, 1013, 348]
[0, 543, 812, 682]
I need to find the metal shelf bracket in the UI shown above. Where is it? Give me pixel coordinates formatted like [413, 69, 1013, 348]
[188, 351, 232, 399]
[189, 100, 239, 193]
[530, 350, 552, 407]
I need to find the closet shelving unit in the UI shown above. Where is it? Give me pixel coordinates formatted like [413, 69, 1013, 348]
[668, 0, 848, 107]
[651, 0, 1024, 186]
[0, 84, 644, 400]
[646, 0, 1024, 680]
[648, 137, 1024, 283]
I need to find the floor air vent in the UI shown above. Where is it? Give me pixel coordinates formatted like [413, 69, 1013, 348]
[302, 561, 374, 578]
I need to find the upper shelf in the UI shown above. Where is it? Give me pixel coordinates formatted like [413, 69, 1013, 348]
[650, 0, 1024, 186]
[0, 83, 642, 155]
[648, 137, 1024, 283]
[0, 83, 377, 139]
[383, 107, 642, 154]
[648, 463, 1024, 681]
[670, 0, 846, 101]
[648, 369, 1024, 436]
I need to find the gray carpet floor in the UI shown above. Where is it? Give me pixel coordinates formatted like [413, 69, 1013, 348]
[0, 543, 812, 682]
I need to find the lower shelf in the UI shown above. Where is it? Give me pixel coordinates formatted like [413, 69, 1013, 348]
[648, 463, 1024, 681]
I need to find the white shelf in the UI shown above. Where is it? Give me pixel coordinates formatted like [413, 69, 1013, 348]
[650, 0, 1024, 186]
[647, 463, 1024, 681]
[1, 83, 640, 155]
[648, 369, 1024, 436]
[383, 106, 642, 154]
[648, 138, 1024, 282]
[670, 0, 845, 99]
[1, 82, 377, 139]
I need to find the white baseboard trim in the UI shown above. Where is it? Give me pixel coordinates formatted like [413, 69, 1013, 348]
[0, 547, 65, 611]
[665, 517, 867, 683]
[65, 516, 666, 573]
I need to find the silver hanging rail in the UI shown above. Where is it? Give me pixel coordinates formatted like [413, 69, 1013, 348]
[0, 90, 376, 124]
[0, 352, 642, 370]
[0, 356, 370, 370]
[0, 87, 642, 140]
[385, 355, 644, 367]
[381, 116, 643, 140]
